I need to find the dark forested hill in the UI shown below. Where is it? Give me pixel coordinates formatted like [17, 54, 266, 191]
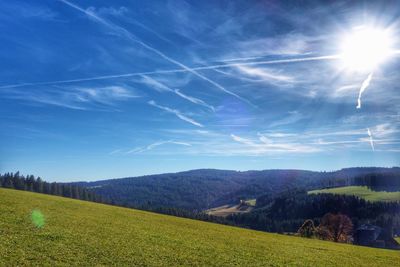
[228, 189, 400, 234]
[74, 167, 400, 211]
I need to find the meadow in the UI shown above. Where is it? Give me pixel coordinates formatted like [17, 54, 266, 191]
[244, 199, 257, 206]
[1, 188, 399, 266]
[308, 186, 400, 202]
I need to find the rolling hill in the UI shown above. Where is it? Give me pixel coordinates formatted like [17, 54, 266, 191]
[1, 188, 399, 266]
[309, 186, 400, 202]
[74, 167, 400, 210]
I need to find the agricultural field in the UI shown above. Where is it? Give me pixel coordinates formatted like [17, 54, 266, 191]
[206, 199, 256, 217]
[308, 186, 400, 202]
[1, 188, 399, 266]
[206, 204, 253, 217]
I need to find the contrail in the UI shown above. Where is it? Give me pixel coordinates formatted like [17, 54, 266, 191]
[139, 75, 215, 111]
[367, 128, 375, 151]
[126, 140, 191, 154]
[58, 0, 253, 107]
[0, 55, 339, 90]
[148, 100, 203, 127]
[174, 89, 215, 112]
[356, 72, 373, 109]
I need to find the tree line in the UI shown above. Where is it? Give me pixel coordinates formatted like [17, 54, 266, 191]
[0, 172, 105, 203]
[352, 172, 400, 191]
[227, 190, 400, 234]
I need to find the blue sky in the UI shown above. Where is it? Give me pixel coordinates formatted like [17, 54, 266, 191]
[1, 0, 400, 181]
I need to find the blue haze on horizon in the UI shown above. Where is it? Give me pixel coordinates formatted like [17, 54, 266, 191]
[0, 0, 399, 182]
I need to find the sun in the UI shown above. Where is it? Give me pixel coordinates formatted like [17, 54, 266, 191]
[339, 26, 394, 72]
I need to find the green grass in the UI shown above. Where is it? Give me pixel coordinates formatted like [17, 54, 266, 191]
[308, 186, 400, 202]
[244, 199, 256, 206]
[1, 188, 399, 266]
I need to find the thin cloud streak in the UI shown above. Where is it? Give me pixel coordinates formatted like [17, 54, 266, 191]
[58, 0, 252, 107]
[148, 100, 203, 127]
[0, 55, 340, 90]
[174, 89, 215, 111]
[2, 85, 137, 110]
[140, 75, 214, 111]
[140, 75, 171, 92]
[356, 72, 373, 109]
[231, 133, 320, 153]
[235, 65, 295, 83]
[126, 140, 192, 154]
[367, 128, 375, 151]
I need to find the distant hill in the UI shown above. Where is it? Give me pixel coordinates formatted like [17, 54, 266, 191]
[1, 188, 399, 266]
[309, 186, 400, 202]
[74, 167, 400, 210]
[231, 189, 400, 234]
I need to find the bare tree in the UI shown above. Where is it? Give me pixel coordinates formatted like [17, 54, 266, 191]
[298, 219, 316, 238]
[317, 213, 353, 243]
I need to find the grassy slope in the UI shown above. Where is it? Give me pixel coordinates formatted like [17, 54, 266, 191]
[308, 186, 400, 202]
[1, 189, 399, 267]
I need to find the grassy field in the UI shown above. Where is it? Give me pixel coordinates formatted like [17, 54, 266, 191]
[1, 188, 399, 266]
[206, 199, 256, 217]
[244, 199, 256, 206]
[308, 186, 400, 202]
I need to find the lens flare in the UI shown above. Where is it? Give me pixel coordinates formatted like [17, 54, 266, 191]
[339, 26, 394, 72]
[31, 209, 45, 228]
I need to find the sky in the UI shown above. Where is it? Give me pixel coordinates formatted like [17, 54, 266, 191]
[1, 0, 400, 182]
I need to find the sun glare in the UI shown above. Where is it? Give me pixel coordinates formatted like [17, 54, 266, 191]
[339, 26, 394, 72]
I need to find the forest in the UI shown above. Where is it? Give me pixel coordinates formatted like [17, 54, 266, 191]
[74, 167, 400, 210]
[0, 172, 105, 203]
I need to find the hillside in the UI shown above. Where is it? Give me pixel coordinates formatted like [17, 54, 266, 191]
[74, 167, 400, 210]
[1, 188, 400, 266]
[227, 190, 400, 233]
[309, 186, 400, 202]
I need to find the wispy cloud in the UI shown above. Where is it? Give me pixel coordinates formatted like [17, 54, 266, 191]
[231, 134, 255, 146]
[3, 86, 138, 110]
[228, 34, 312, 59]
[148, 100, 203, 127]
[139, 75, 214, 111]
[109, 149, 123, 155]
[109, 123, 400, 157]
[356, 72, 373, 109]
[0, 55, 338, 90]
[174, 89, 215, 111]
[371, 123, 400, 138]
[76, 86, 138, 104]
[367, 128, 375, 151]
[140, 75, 171, 92]
[1, 2, 59, 21]
[125, 140, 192, 154]
[234, 65, 295, 84]
[86, 6, 128, 17]
[335, 84, 359, 96]
[58, 0, 253, 107]
[231, 133, 319, 154]
[269, 111, 306, 128]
